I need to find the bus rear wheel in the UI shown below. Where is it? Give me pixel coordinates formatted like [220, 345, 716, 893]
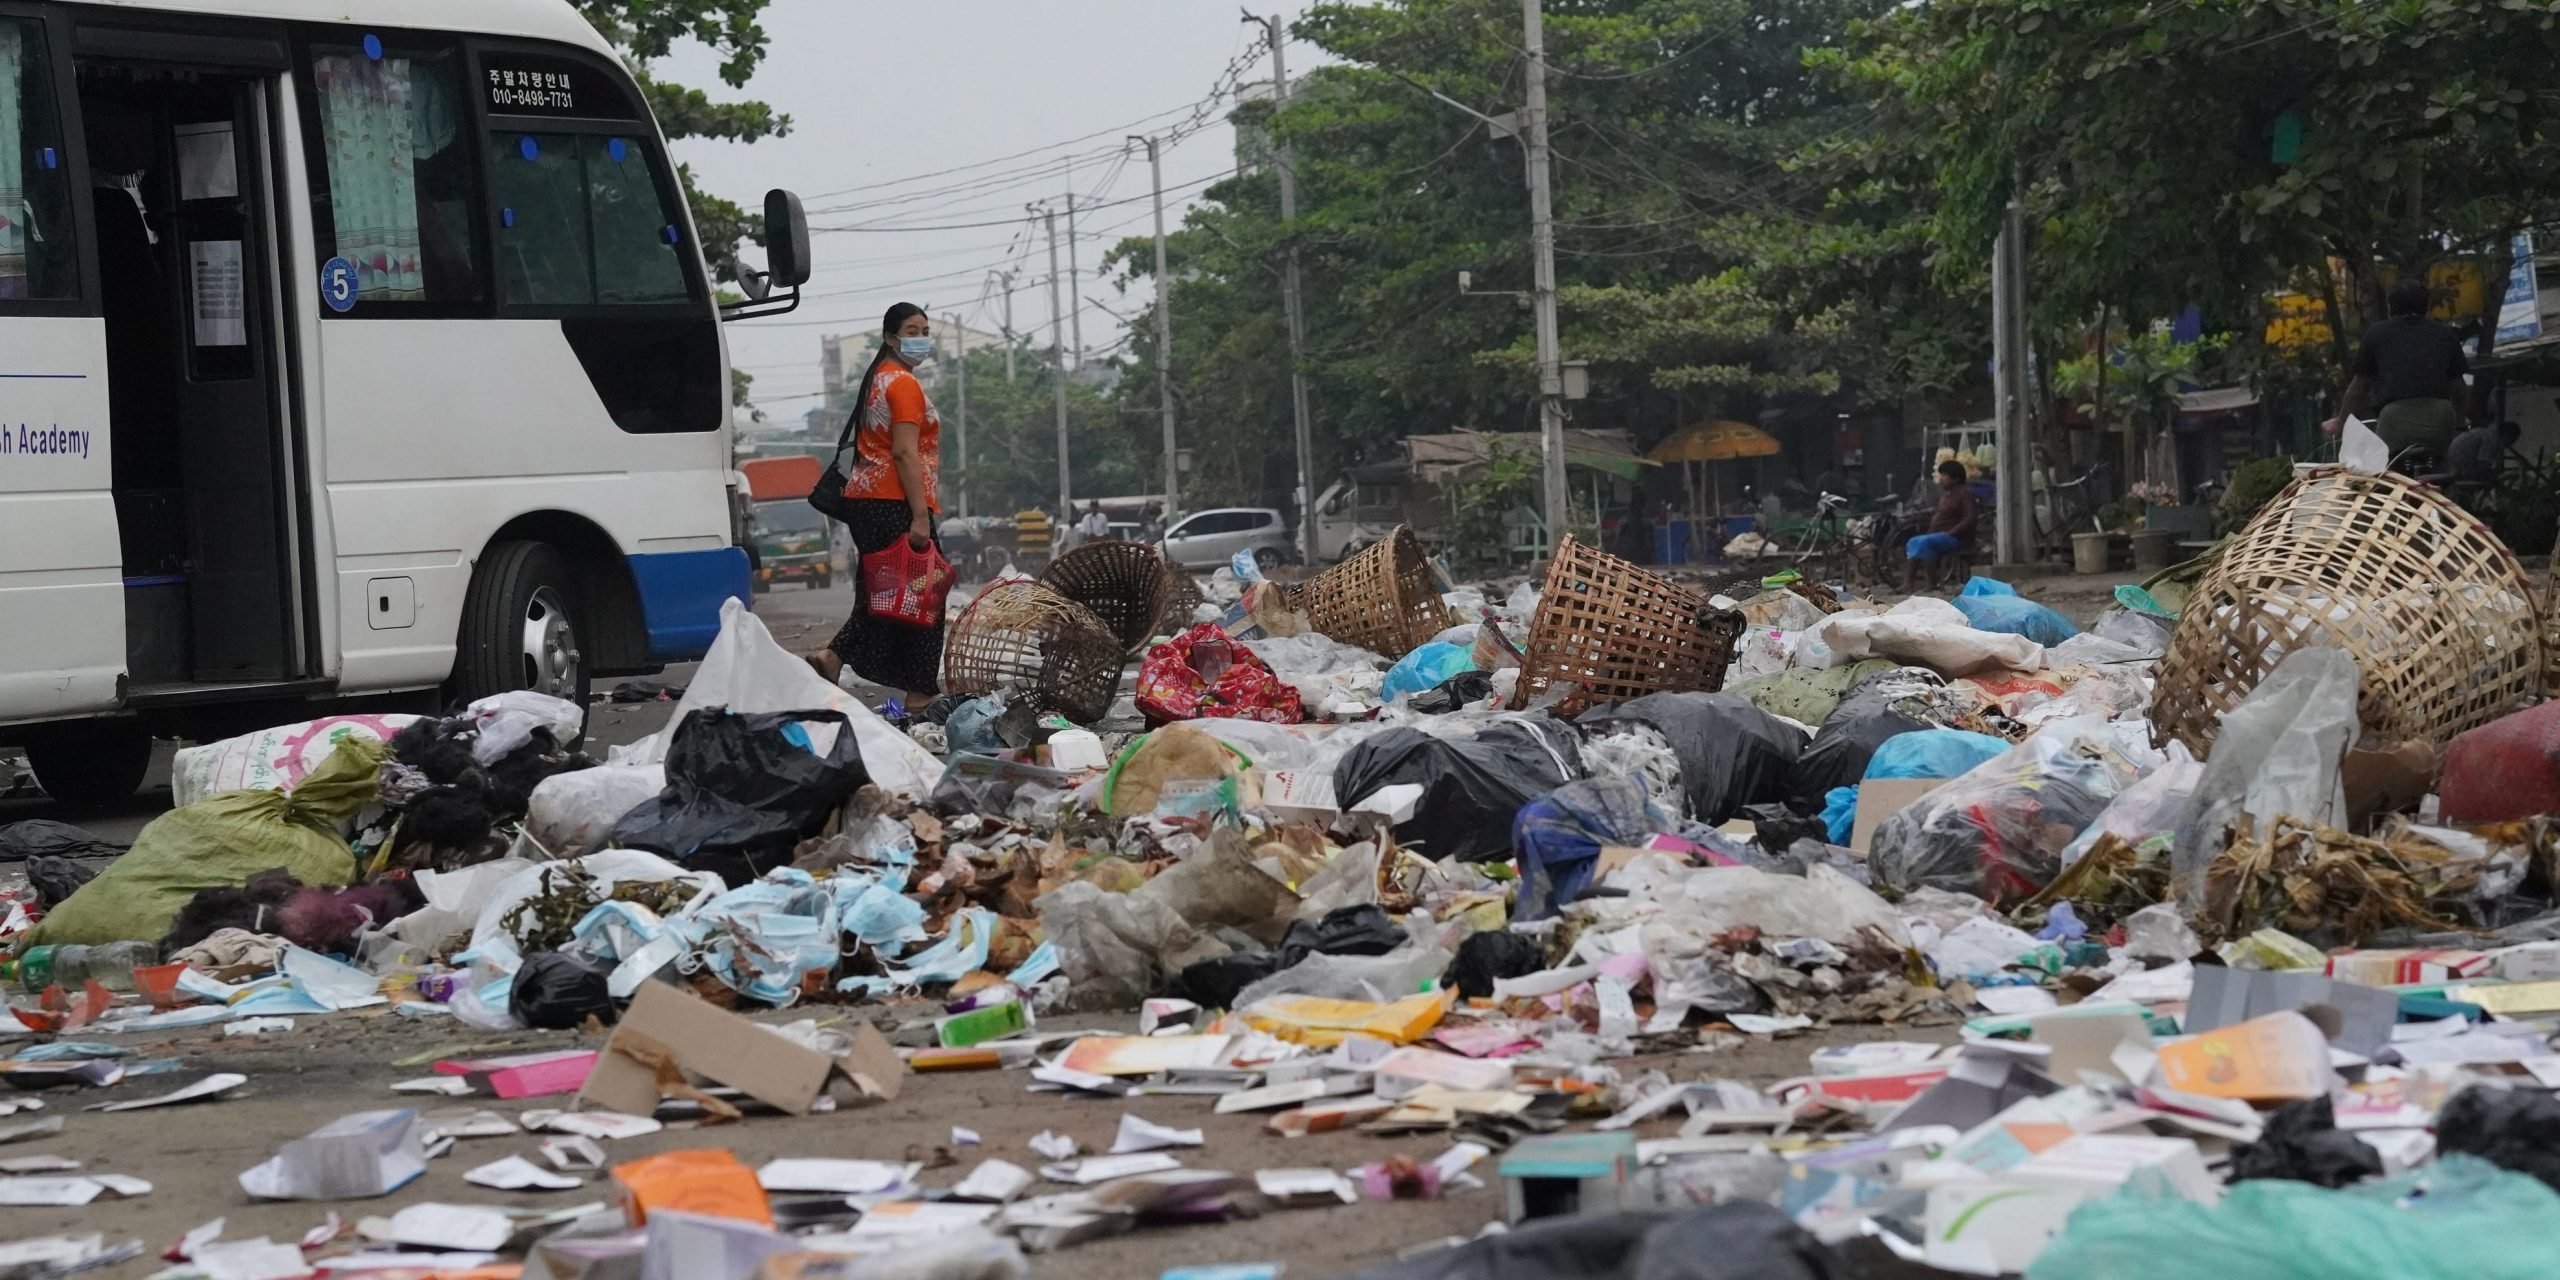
[23, 721, 153, 812]
[451, 540, 590, 710]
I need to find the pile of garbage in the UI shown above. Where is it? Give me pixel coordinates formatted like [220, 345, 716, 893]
[18, 484, 2560, 1278]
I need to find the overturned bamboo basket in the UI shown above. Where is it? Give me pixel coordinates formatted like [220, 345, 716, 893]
[1039, 540, 1192, 655]
[1285, 525, 1454, 658]
[941, 583, 1125, 724]
[2153, 467, 2545, 756]
[1511, 535, 1741, 709]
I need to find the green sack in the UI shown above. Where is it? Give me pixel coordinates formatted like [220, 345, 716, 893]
[1726, 659, 1898, 726]
[2029, 1156, 2560, 1280]
[27, 737, 387, 947]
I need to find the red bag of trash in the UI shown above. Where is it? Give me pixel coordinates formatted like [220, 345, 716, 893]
[2441, 700, 2560, 824]
[860, 537, 955, 628]
[1136, 623, 1304, 725]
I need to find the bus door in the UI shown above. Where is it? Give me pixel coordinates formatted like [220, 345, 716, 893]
[73, 20, 306, 689]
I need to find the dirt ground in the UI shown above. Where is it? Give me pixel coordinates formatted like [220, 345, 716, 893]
[7, 999, 1959, 1278]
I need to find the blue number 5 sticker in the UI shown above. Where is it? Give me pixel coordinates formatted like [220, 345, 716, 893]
[322, 257, 360, 313]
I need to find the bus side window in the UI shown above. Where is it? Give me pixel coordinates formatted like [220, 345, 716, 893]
[493, 131, 687, 307]
[0, 18, 79, 304]
[307, 40, 482, 306]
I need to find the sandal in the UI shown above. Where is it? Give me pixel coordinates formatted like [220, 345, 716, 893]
[804, 649, 844, 685]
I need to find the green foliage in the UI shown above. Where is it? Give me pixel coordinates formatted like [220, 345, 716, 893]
[1441, 442, 1540, 571]
[930, 348, 1139, 515]
[570, 0, 792, 282]
[2055, 328, 2231, 432]
[2217, 455, 2299, 536]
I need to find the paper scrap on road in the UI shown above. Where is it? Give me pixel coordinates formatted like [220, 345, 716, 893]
[754, 1158, 918, 1194]
[1110, 1113, 1205, 1153]
[1039, 1152, 1183, 1184]
[464, 1156, 582, 1192]
[224, 1017, 297, 1038]
[379, 1203, 513, 1252]
[87, 1072, 245, 1112]
[390, 1076, 473, 1097]
[193, 1238, 309, 1280]
[520, 1110, 663, 1140]
[1029, 1130, 1079, 1160]
[541, 1135, 605, 1172]
[950, 1158, 1034, 1203]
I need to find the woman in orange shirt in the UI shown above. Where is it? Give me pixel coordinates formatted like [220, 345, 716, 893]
[810, 302, 945, 702]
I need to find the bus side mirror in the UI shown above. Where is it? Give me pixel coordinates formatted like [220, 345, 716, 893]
[765, 189, 812, 288]
[724, 190, 811, 321]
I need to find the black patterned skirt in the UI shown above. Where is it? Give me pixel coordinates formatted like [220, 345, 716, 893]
[827, 498, 945, 696]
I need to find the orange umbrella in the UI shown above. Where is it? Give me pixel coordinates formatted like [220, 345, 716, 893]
[1650, 421, 1782, 534]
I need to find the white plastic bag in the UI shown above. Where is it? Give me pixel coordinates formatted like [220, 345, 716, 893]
[462, 690, 584, 764]
[1809, 596, 2045, 675]
[2059, 742, 2203, 867]
[2340, 415, 2387, 475]
[613, 599, 941, 797]
[2171, 647, 2360, 905]
[461, 850, 724, 977]
[521, 765, 664, 858]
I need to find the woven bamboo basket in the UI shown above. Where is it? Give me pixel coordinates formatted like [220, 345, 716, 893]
[1512, 536, 1739, 708]
[1287, 525, 1454, 657]
[2545, 525, 2560, 696]
[940, 582, 1125, 724]
[1038, 540, 1190, 654]
[2152, 467, 2544, 756]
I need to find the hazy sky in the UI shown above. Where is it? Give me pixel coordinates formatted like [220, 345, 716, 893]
[658, 0, 1325, 424]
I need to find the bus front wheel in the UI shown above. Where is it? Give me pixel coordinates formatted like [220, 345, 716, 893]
[23, 721, 153, 812]
[451, 540, 590, 711]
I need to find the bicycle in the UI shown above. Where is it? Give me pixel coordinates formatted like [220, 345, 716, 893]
[1765, 492, 1894, 588]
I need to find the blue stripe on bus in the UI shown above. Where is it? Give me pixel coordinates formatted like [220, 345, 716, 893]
[628, 547, 751, 662]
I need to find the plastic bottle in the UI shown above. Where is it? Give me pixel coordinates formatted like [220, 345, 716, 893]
[10, 941, 161, 993]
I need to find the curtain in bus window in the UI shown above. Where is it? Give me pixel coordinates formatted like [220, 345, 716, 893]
[313, 54, 425, 301]
[585, 135, 685, 304]
[0, 24, 25, 300]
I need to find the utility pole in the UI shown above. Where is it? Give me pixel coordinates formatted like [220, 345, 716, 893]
[1251, 11, 1319, 561]
[1041, 206, 1072, 518]
[1064, 161, 1086, 370]
[1521, 0, 1568, 553]
[995, 270, 1019, 382]
[1136, 134, 1181, 523]
[948, 313, 971, 519]
[1992, 189, 2032, 566]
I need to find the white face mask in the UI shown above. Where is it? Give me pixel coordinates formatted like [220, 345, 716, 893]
[898, 335, 934, 364]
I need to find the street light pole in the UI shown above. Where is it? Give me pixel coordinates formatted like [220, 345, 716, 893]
[1521, 0, 1568, 553]
[1251, 10, 1319, 562]
[1136, 133, 1181, 524]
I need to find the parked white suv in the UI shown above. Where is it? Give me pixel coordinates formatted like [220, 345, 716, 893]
[1160, 508, 1295, 571]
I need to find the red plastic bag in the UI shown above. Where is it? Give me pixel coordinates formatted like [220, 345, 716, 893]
[1135, 623, 1304, 726]
[861, 538, 955, 628]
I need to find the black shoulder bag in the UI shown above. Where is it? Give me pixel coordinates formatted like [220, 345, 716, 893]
[809, 368, 876, 522]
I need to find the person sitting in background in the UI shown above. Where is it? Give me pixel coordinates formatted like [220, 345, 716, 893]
[1903, 459, 1979, 592]
[2330, 277, 2470, 472]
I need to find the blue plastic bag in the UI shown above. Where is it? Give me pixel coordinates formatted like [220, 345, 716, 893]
[1382, 642, 1478, 702]
[1863, 729, 2011, 781]
[1952, 577, 2080, 645]
[1512, 777, 1667, 919]
[1819, 785, 1859, 845]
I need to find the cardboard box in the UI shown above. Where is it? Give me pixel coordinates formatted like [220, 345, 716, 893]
[1924, 1181, 2087, 1274]
[2324, 949, 2492, 987]
[2154, 1011, 2331, 1101]
[578, 984, 904, 1118]
[1499, 1131, 1635, 1223]
[1850, 779, 1946, 853]
[2185, 965, 2399, 1057]
[236, 1108, 425, 1201]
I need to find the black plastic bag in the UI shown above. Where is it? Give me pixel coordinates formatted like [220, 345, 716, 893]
[1787, 693, 1932, 811]
[1580, 693, 1802, 824]
[607, 709, 868, 886]
[2436, 1085, 2560, 1191]
[0, 820, 125, 862]
[1340, 1202, 1856, 1280]
[1173, 905, 1410, 1009]
[1172, 953, 1287, 1009]
[2230, 1096, 2383, 1188]
[1332, 720, 1583, 862]
[1411, 670, 1498, 715]
[1443, 931, 1546, 999]
[509, 951, 618, 1029]
[26, 857, 98, 911]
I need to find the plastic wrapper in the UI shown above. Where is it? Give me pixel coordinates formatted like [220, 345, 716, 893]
[2172, 647, 2359, 906]
[1332, 720, 1584, 862]
[1868, 717, 2146, 905]
[461, 690, 586, 765]
[1818, 785, 1858, 845]
[1135, 623, 1305, 725]
[1579, 692, 1803, 825]
[1229, 920, 1453, 1006]
[615, 600, 940, 797]
[681, 872, 841, 1007]
[2124, 901, 2203, 960]
[2093, 605, 2175, 655]
[1513, 778, 1671, 919]
[2027, 1155, 2560, 1280]
[521, 765, 665, 859]
[1731, 627, 1798, 682]
[607, 710, 868, 886]
[1606, 858, 1910, 949]
[1580, 725, 1687, 822]
[2060, 742, 2203, 867]
[1033, 831, 1294, 1010]
[1951, 576, 2080, 645]
[28, 738, 388, 947]
[2048, 631, 2159, 667]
